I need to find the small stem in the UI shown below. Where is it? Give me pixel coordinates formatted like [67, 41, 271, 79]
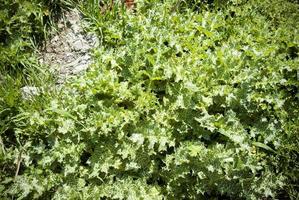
[0, 136, 5, 154]
[14, 149, 23, 181]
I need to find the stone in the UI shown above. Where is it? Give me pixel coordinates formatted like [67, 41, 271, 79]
[71, 24, 81, 34]
[72, 40, 90, 52]
[73, 63, 88, 74]
[39, 8, 98, 85]
[51, 35, 60, 43]
[58, 23, 65, 29]
[21, 86, 40, 99]
[72, 40, 83, 51]
[81, 42, 90, 52]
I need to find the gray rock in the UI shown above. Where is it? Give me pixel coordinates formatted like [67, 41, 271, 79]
[73, 40, 90, 52]
[81, 42, 90, 52]
[58, 23, 64, 29]
[80, 54, 91, 62]
[71, 24, 82, 34]
[72, 40, 82, 51]
[66, 32, 76, 43]
[21, 86, 40, 99]
[51, 35, 60, 43]
[73, 63, 88, 74]
[39, 8, 98, 85]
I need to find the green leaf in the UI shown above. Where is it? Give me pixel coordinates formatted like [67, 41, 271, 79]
[252, 142, 276, 153]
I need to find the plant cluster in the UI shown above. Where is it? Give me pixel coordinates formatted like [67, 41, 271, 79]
[1, 0, 299, 199]
[0, 0, 76, 71]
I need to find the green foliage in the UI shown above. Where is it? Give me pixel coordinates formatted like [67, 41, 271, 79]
[0, 2, 76, 198]
[1, 0, 299, 199]
[0, 0, 76, 72]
